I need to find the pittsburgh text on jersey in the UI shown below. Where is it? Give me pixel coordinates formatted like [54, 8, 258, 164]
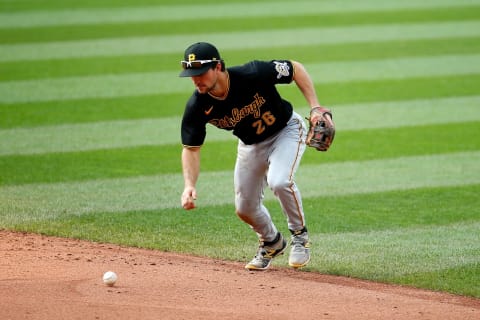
[208, 93, 266, 129]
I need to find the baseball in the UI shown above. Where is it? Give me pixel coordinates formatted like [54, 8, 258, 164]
[102, 271, 117, 286]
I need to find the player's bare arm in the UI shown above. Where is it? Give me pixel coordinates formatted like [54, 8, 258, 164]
[181, 146, 200, 210]
[291, 60, 322, 109]
[292, 61, 334, 127]
[290, 61, 335, 151]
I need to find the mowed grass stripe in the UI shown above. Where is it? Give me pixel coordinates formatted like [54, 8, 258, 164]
[0, 0, 476, 29]
[3, 74, 480, 128]
[3, 7, 480, 44]
[1, 122, 478, 186]
[0, 0, 258, 11]
[3, 37, 480, 82]
[1, 152, 478, 222]
[1, 21, 480, 62]
[2, 54, 480, 104]
[1, 96, 478, 156]
[314, 222, 480, 277]
[4, 0, 479, 13]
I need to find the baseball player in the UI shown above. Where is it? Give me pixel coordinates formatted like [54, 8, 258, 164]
[179, 42, 334, 270]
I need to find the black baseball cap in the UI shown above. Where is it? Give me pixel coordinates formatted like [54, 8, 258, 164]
[179, 42, 222, 77]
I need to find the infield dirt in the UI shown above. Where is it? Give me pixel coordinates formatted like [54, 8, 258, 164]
[1, 230, 478, 320]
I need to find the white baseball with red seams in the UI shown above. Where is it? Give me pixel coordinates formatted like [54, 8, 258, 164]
[103, 271, 117, 286]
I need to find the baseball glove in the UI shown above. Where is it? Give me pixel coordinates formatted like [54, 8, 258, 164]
[305, 107, 335, 151]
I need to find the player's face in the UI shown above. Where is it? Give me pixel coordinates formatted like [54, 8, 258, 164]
[191, 65, 218, 94]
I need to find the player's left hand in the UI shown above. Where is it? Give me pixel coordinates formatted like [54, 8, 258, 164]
[306, 107, 335, 152]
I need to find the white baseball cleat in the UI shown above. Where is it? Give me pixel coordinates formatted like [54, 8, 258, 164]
[288, 229, 311, 269]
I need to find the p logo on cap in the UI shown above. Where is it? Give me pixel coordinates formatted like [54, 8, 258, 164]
[179, 42, 222, 77]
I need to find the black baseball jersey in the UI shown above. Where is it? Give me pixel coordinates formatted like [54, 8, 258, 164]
[181, 60, 295, 146]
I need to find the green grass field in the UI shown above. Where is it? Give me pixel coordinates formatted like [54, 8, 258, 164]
[1, 0, 479, 298]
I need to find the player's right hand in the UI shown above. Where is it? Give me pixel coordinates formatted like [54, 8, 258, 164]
[181, 188, 197, 210]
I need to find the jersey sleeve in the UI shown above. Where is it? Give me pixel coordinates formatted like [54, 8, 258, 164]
[181, 95, 207, 147]
[252, 60, 295, 84]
